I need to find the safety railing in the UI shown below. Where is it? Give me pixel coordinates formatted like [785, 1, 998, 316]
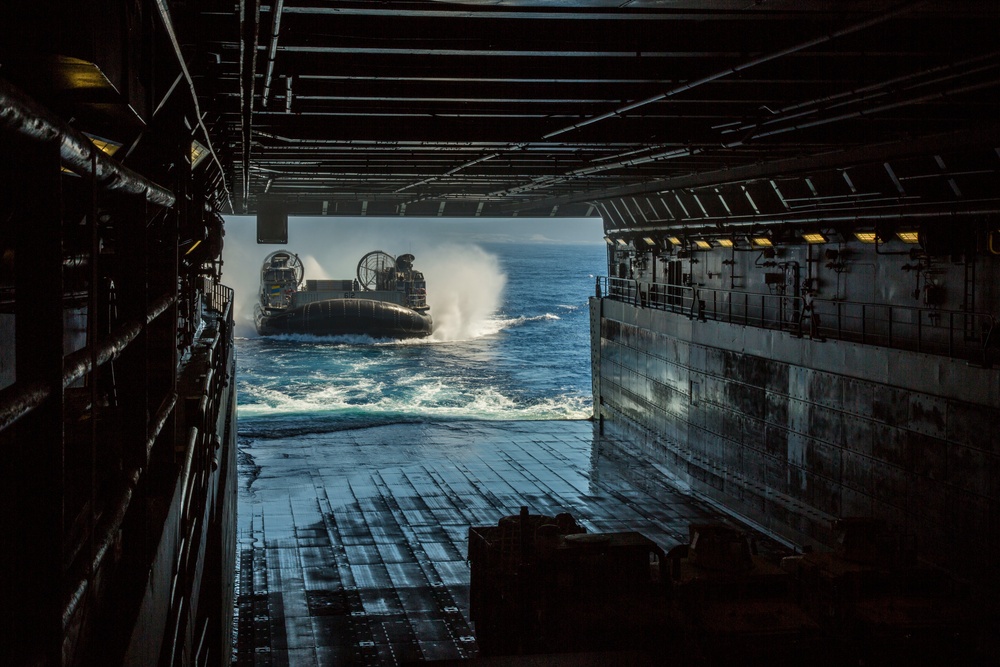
[597, 276, 996, 364]
[207, 282, 234, 316]
[810, 300, 996, 360]
[600, 276, 807, 333]
[161, 282, 236, 667]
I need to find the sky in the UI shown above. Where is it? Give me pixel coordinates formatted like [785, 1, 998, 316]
[223, 215, 605, 247]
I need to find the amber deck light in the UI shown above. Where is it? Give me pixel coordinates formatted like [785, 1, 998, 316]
[191, 140, 209, 169]
[802, 232, 827, 244]
[716, 238, 734, 248]
[897, 231, 920, 243]
[83, 133, 122, 157]
[752, 237, 773, 247]
[62, 133, 123, 175]
[854, 231, 878, 243]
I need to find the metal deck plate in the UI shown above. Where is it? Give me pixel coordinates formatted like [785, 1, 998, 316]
[234, 420, 752, 665]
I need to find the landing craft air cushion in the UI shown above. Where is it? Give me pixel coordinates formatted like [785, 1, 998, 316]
[254, 250, 433, 338]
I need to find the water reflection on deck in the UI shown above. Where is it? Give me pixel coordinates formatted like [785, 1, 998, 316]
[234, 420, 771, 665]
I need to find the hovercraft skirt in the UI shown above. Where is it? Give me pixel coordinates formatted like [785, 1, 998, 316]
[257, 298, 432, 338]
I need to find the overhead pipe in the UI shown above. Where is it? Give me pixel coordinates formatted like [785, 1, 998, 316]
[281, 6, 813, 21]
[262, 56, 990, 207]
[67, 391, 178, 577]
[62, 292, 176, 387]
[151, 71, 186, 120]
[261, 0, 286, 108]
[64, 294, 234, 629]
[152, 0, 233, 213]
[517, 123, 1000, 210]
[542, 0, 930, 140]
[490, 147, 701, 198]
[62, 392, 178, 630]
[459, 2, 933, 204]
[395, 150, 509, 193]
[0, 79, 175, 208]
[333, 2, 934, 209]
[720, 51, 1000, 138]
[239, 0, 262, 210]
[0, 293, 176, 434]
[491, 3, 939, 204]
[745, 78, 1000, 143]
[254, 131, 628, 150]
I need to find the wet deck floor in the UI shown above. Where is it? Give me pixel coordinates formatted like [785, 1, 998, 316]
[234, 419, 777, 666]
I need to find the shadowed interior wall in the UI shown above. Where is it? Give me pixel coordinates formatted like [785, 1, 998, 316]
[591, 296, 999, 585]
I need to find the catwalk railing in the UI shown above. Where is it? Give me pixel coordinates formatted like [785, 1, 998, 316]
[162, 285, 235, 666]
[598, 276, 997, 364]
[208, 282, 235, 316]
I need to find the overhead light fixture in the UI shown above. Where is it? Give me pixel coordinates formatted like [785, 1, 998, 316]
[616, 238, 629, 246]
[752, 237, 773, 247]
[62, 133, 123, 176]
[191, 140, 209, 169]
[694, 240, 712, 250]
[716, 238, 734, 248]
[802, 232, 827, 244]
[897, 231, 920, 243]
[854, 231, 878, 244]
[667, 236, 682, 245]
[83, 132, 122, 157]
[642, 237, 656, 246]
[604, 236, 614, 245]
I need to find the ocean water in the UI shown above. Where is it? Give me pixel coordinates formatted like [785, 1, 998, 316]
[234, 242, 606, 438]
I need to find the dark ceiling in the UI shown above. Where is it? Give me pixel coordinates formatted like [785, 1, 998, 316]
[8, 1, 998, 227]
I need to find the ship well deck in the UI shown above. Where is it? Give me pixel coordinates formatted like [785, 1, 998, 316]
[234, 419, 789, 665]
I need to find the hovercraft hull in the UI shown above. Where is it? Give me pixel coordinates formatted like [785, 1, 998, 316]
[256, 298, 432, 338]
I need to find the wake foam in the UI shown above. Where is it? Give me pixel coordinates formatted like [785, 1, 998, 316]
[237, 381, 591, 425]
[259, 332, 402, 346]
[475, 312, 561, 336]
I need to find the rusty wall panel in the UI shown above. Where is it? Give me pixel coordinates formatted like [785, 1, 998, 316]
[593, 298, 999, 582]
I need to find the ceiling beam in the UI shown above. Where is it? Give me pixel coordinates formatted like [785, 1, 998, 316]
[278, 6, 835, 21]
[260, 0, 284, 108]
[239, 0, 261, 211]
[543, 0, 930, 140]
[501, 124, 1000, 212]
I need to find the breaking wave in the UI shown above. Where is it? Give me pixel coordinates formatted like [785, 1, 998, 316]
[237, 379, 591, 433]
